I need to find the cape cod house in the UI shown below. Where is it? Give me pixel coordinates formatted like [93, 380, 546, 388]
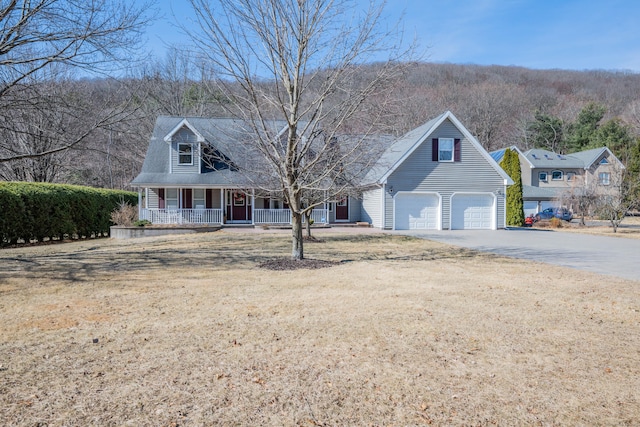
[130, 117, 336, 226]
[131, 112, 512, 230]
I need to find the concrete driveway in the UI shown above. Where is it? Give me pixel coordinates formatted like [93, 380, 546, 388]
[395, 228, 640, 282]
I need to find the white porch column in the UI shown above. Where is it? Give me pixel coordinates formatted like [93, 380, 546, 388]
[251, 189, 255, 224]
[178, 187, 183, 224]
[138, 188, 143, 219]
[220, 189, 225, 223]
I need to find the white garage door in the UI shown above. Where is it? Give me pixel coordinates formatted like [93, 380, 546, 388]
[451, 194, 494, 230]
[394, 192, 439, 230]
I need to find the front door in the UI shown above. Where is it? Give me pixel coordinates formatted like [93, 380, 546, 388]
[226, 191, 251, 222]
[335, 197, 349, 221]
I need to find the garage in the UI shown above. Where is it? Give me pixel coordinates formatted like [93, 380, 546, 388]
[451, 193, 495, 230]
[394, 192, 440, 230]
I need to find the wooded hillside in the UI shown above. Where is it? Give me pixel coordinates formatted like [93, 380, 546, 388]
[3, 61, 640, 189]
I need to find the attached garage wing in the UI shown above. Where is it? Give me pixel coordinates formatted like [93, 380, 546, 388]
[394, 192, 440, 230]
[450, 193, 495, 230]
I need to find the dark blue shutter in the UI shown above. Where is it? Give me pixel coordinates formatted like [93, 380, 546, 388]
[454, 139, 461, 162]
[158, 188, 165, 209]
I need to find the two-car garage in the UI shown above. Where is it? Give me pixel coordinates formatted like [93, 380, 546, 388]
[394, 192, 496, 230]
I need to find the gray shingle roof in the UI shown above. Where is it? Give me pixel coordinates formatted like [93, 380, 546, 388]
[522, 148, 585, 168]
[131, 116, 289, 187]
[362, 113, 446, 184]
[522, 185, 562, 200]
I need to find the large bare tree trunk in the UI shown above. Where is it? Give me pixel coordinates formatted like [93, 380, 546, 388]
[291, 212, 304, 260]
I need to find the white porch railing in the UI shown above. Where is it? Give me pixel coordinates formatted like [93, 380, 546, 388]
[254, 208, 291, 224]
[140, 208, 223, 224]
[305, 209, 329, 224]
[253, 208, 329, 224]
[140, 208, 329, 225]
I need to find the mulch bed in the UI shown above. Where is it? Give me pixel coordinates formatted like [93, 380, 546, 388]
[259, 258, 340, 270]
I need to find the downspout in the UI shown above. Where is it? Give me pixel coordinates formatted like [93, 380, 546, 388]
[381, 183, 386, 230]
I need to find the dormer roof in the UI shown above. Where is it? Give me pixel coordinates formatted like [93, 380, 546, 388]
[163, 118, 205, 143]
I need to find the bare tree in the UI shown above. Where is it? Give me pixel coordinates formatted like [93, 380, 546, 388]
[0, 0, 154, 164]
[187, 0, 410, 260]
[591, 163, 639, 232]
[139, 48, 229, 117]
[558, 175, 597, 226]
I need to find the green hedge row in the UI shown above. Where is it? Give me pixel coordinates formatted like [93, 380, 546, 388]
[0, 182, 137, 246]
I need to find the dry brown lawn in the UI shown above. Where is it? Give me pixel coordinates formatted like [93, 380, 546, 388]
[537, 216, 640, 240]
[1, 230, 639, 426]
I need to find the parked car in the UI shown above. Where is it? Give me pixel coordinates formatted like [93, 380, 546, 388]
[535, 207, 573, 222]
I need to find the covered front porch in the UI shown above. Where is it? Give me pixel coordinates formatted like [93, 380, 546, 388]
[137, 187, 330, 226]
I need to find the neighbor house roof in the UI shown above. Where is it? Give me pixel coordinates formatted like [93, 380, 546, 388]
[522, 148, 584, 169]
[522, 185, 562, 200]
[568, 146, 624, 169]
[491, 146, 625, 171]
[489, 145, 533, 168]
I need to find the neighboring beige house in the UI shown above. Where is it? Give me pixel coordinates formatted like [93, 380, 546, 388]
[491, 146, 624, 216]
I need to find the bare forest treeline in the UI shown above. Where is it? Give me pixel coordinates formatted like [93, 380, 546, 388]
[3, 61, 640, 189]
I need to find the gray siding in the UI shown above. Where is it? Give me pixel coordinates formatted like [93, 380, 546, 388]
[349, 197, 361, 222]
[148, 188, 160, 208]
[171, 127, 200, 174]
[385, 119, 506, 229]
[361, 188, 383, 228]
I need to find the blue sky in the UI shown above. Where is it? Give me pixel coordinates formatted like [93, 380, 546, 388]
[142, 0, 640, 72]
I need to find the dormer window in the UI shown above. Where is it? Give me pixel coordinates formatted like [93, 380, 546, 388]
[551, 170, 563, 180]
[178, 143, 193, 165]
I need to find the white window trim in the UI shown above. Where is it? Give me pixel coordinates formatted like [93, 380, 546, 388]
[599, 172, 611, 185]
[551, 170, 563, 181]
[178, 143, 194, 165]
[539, 172, 548, 182]
[438, 138, 454, 162]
